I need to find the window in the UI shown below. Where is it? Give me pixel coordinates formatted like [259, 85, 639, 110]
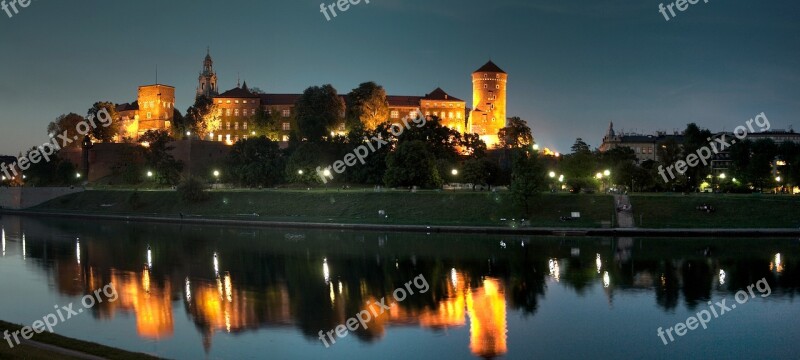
[146, 112, 151, 119]
[484, 84, 488, 89]
[225, 109, 231, 116]
[226, 134, 231, 142]
[243, 135, 248, 140]
[282, 122, 291, 131]
[282, 109, 291, 118]
[226, 122, 231, 130]
[235, 100, 239, 104]
[218, 100, 223, 104]
[234, 135, 239, 142]
[457, 112, 462, 119]
[496, 85, 500, 89]
[165, 121, 171, 128]
[235, 122, 239, 130]
[282, 135, 290, 142]
[226, 100, 231, 104]
[448, 112, 453, 119]
[218, 135, 222, 141]
[391, 110, 399, 119]
[242, 100, 247, 104]
[243, 122, 248, 130]
[251, 109, 256, 116]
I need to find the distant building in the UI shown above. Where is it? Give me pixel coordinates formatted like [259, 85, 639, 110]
[710, 130, 800, 176]
[115, 84, 176, 141]
[196, 49, 219, 98]
[599, 122, 684, 163]
[470, 61, 508, 148]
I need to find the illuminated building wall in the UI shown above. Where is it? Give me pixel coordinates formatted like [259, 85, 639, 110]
[470, 61, 508, 148]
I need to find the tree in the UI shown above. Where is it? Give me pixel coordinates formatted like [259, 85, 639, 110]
[185, 95, 221, 138]
[510, 151, 547, 214]
[139, 130, 183, 185]
[498, 117, 533, 149]
[21, 148, 77, 186]
[285, 142, 334, 184]
[397, 117, 461, 162]
[87, 102, 121, 142]
[570, 138, 591, 154]
[462, 158, 498, 190]
[682, 123, 713, 190]
[345, 82, 389, 131]
[295, 85, 345, 141]
[47, 113, 86, 149]
[461, 133, 487, 159]
[177, 177, 209, 202]
[226, 137, 285, 187]
[252, 108, 281, 140]
[384, 141, 442, 189]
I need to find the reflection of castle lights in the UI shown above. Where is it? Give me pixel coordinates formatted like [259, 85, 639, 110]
[76, 240, 81, 265]
[213, 253, 219, 275]
[719, 269, 726, 285]
[224, 274, 232, 303]
[143, 267, 151, 294]
[21, 234, 25, 260]
[329, 283, 335, 304]
[596, 254, 602, 274]
[338, 281, 343, 295]
[2, 228, 5, 257]
[323, 258, 330, 284]
[451, 268, 458, 288]
[603, 271, 610, 288]
[770, 253, 784, 273]
[185, 277, 192, 302]
[548, 259, 560, 282]
[147, 245, 152, 269]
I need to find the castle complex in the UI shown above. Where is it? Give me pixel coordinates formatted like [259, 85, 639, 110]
[114, 52, 509, 147]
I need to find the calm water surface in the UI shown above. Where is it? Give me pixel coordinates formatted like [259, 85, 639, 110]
[0, 215, 797, 359]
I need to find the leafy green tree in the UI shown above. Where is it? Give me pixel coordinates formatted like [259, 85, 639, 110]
[345, 82, 389, 131]
[295, 85, 345, 141]
[46, 113, 86, 149]
[140, 130, 183, 185]
[384, 140, 442, 189]
[397, 117, 461, 162]
[461, 133, 487, 159]
[570, 138, 591, 154]
[682, 123, 713, 190]
[462, 158, 498, 190]
[510, 151, 547, 214]
[226, 137, 285, 187]
[86, 102, 121, 142]
[285, 142, 334, 184]
[177, 177, 209, 202]
[21, 148, 78, 186]
[498, 117, 533, 149]
[184, 95, 221, 138]
[252, 108, 281, 140]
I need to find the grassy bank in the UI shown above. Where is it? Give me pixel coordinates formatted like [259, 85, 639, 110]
[630, 193, 800, 228]
[0, 320, 160, 360]
[31, 190, 615, 228]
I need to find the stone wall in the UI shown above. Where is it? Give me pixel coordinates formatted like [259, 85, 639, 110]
[0, 187, 85, 210]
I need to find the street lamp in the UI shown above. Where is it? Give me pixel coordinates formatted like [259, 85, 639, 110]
[533, 144, 540, 151]
[451, 169, 458, 176]
[549, 171, 556, 178]
[776, 176, 782, 182]
[595, 172, 603, 179]
[146, 171, 153, 178]
[604, 169, 611, 177]
[213, 170, 220, 178]
[298, 170, 304, 175]
[719, 173, 726, 180]
[76, 173, 81, 179]
[186, 131, 191, 137]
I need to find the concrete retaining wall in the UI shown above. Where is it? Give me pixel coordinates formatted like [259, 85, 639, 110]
[0, 187, 85, 210]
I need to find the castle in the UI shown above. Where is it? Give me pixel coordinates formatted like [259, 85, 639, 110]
[115, 52, 509, 147]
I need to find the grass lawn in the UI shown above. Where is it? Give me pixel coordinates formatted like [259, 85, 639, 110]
[0, 320, 160, 360]
[630, 193, 800, 228]
[31, 190, 616, 228]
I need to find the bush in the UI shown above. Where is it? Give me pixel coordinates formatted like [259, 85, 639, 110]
[177, 177, 209, 203]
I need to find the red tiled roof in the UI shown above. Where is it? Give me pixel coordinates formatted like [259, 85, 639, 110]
[217, 86, 259, 99]
[422, 87, 463, 102]
[387, 95, 422, 107]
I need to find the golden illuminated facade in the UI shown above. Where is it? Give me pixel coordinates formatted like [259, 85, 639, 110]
[115, 84, 176, 141]
[470, 61, 508, 148]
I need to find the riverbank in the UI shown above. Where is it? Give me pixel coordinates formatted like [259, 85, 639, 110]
[0, 320, 160, 360]
[6, 190, 799, 235]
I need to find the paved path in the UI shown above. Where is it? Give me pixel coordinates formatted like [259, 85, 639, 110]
[21, 339, 107, 360]
[614, 195, 636, 228]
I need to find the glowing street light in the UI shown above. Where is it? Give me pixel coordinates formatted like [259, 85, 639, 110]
[76, 173, 82, 179]
[776, 176, 782, 182]
[549, 171, 556, 178]
[719, 173, 727, 180]
[147, 171, 153, 178]
[186, 131, 191, 136]
[558, 175, 564, 183]
[323, 169, 331, 177]
[213, 170, 220, 178]
[533, 144, 540, 151]
[298, 170, 304, 175]
[451, 169, 458, 176]
[604, 169, 611, 177]
[595, 172, 603, 179]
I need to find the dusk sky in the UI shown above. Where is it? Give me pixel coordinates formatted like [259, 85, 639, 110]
[0, 0, 797, 155]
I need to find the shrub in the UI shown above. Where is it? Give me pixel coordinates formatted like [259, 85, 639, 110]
[177, 177, 209, 203]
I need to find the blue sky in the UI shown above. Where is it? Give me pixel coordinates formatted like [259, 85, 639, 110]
[0, 0, 797, 155]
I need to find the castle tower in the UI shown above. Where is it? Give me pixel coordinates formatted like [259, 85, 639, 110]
[137, 84, 176, 136]
[470, 61, 507, 148]
[197, 49, 218, 98]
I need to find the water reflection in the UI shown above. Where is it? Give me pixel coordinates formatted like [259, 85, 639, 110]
[0, 215, 798, 359]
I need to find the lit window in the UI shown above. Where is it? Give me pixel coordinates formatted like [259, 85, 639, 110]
[242, 100, 247, 104]
[226, 109, 231, 116]
[449, 112, 454, 118]
[235, 109, 240, 116]
[147, 112, 151, 119]
[496, 85, 500, 89]
[243, 135, 248, 140]
[243, 122, 248, 130]
[251, 109, 256, 116]
[226, 122, 231, 130]
[226, 100, 231, 104]
[218, 135, 222, 141]
[218, 100, 222, 104]
[282, 109, 291, 117]
[235, 100, 239, 104]
[484, 84, 488, 89]
[282, 122, 291, 131]
[282, 135, 289, 142]
[234, 135, 239, 142]
[391, 110, 399, 119]
[235, 122, 239, 130]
